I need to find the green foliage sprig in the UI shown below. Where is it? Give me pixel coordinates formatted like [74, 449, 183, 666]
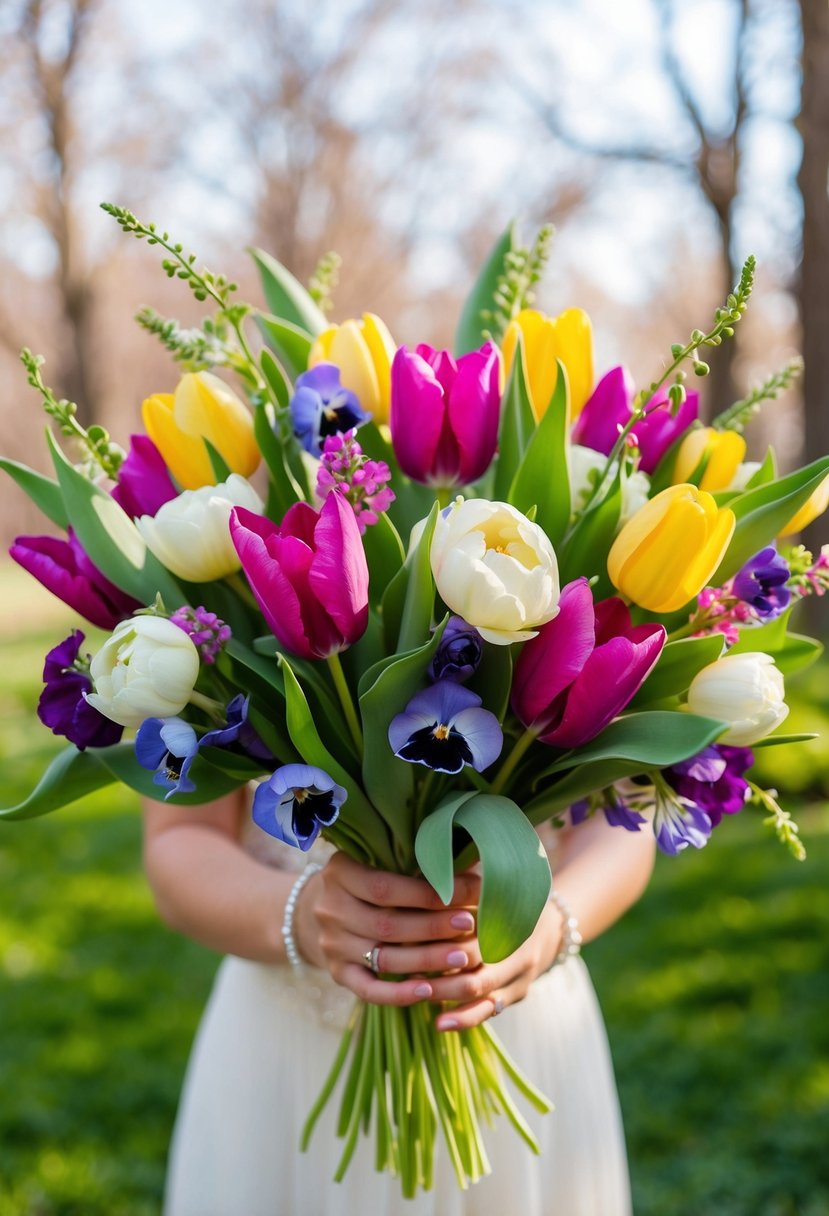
[308, 251, 341, 315]
[713, 356, 804, 433]
[481, 224, 555, 343]
[20, 349, 124, 479]
[134, 307, 257, 385]
[749, 781, 806, 861]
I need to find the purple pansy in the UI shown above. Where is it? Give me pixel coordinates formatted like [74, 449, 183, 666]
[664, 744, 753, 828]
[135, 717, 200, 799]
[38, 631, 124, 750]
[731, 547, 791, 620]
[428, 616, 483, 683]
[253, 763, 346, 851]
[290, 363, 370, 454]
[388, 681, 503, 775]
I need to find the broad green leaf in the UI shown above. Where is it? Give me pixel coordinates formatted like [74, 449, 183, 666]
[253, 399, 302, 520]
[744, 446, 777, 489]
[508, 360, 570, 546]
[524, 759, 648, 825]
[260, 348, 291, 410]
[361, 512, 405, 608]
[249, 246, 328, 336]
[47, 430, 182, 606]
[557, 462, 623, 596]
[727, 608, 824, 675]
[382, 501, 438, 654]
[415, 792, 552, 962]
[97, 744, 245, 804]
[358, 421, 433, 542]
[203, 438, 232, 482]
[494, 331, 535, 501]
[256, 313, 313, 380]
[467, 642, 513, 721]
[0, 745, 114, 820]
[630, 635, 725, 708]
[0, 457, 68, 529]
[715, 455, 829, 581]
[537, 710, 727, 779]
[774, 632, 824, 677]
[454, 222, 515, 356]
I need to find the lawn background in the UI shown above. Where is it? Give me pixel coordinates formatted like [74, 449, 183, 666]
[1, 562, 827, 1215]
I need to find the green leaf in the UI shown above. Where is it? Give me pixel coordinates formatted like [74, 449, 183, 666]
[744, 446, 777, 489]
[537, 710, 727, 779]
[524, 759, 648, 825]
[493, 331, 535, 501]
[382, 501, 439, 655]
[96, 744, 245, 804]
[260, 349, 292, 410]
[0, 745, 114, 820]
[0, 457, 69, 529]
[467, 643, 513, 721]
[252, 399, 302, 520]
[249, 246, 328, 336]
[728, 608, 824, 676]
[774, 632, 823, 677]
[715, 455, 829, 582]
[203, 438, 232, 482]
[508, 360, 570, 546]
[752, 732, 818, 749]
[630, 635, 726, 708]
[361, 512, 405, 609]
[557, 462, 623, 596]
[46, 430, 182, 606]
[415, 792, 552, 962]
[454, 222, 516, 356]
[256, 313, 313, 380]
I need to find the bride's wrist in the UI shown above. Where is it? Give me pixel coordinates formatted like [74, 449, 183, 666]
[289, 868, 325, 969]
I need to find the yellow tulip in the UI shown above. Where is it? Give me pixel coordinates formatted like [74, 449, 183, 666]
[672, 427, 747, 492]
[608, 484, 736, 613]
[142, 372, 260, 491]
[778, 472, 829, 536]
[309, 313, 396, 425]
[501, 307, 594, 421]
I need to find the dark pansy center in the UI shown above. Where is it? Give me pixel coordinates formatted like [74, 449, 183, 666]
[164, 752, 185, 781]
[291, 787, 338, 839]
[319, 392, 363, 440]
[397, 721, 474, 774]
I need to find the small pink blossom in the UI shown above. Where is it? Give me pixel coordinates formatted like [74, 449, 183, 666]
[316, 430, 395, 533]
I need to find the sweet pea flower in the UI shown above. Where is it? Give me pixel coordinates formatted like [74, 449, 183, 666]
[430, 498, 560, 645]
[664, 744, 753, 828]
[732, 547, 791, 619]
[142, 372, 260, 490]
[652, 784, 714, 856]
[672, 427, 747, 492]
[511, 579, 666, 748]
[428, 616, 483, 683]
[686, 652, 788, 745]
[229, 491, 369, 660]
[290, 364, 370, 454]
[501, 307, 594, 420]
[388, 681, 503, 774]
[38, 630, 123, 750]
[10, 529, 141, 630]
[137, 474, 263, 583]
[86, 615, 201, 728]
[135, 717, 199, 799]
[309, 313, 397, 425]
[607, 484, 735, 613]
[253, 764, 346, 851]
[390, 342, 501, 486]
[111, 434, 177, 518]
[779, 471, 829, 536]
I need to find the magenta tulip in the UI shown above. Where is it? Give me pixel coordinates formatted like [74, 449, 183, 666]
[390, 342, 501, 486]
[10, 529, 141, 630]
[511, 577, 666, 748]
[229, 491, 369, 660]
[111, 434, 178, 518]
[572, 366, 699, 475]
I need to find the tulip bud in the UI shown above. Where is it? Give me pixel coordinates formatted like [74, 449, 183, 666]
[86, 615, 201, 728]
[431, 498, 560, 645]
[778, 472, 829, 537]
[501, 307, 593, 420]
[687, 652, 788, 745]
[137, 475, 263, 583]
[142, 372, 260, 491]
[607, 484, 735, 613]
[672, 427, 747, 492]
[309, 313, 396, 425]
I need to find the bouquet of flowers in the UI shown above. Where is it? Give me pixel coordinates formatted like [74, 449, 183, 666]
[3, 206, 827, 1196]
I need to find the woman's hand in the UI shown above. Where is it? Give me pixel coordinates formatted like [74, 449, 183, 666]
[293, 852, 481, 1007]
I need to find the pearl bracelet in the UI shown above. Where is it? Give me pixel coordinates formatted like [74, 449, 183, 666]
[547, 888, 583, 970]
[282, 862, 323, 969]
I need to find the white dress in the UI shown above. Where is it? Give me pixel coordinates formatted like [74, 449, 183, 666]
[164, 824, 632, 1216]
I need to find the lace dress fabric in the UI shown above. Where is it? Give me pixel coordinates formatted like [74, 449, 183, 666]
[164, 819, 632, 1216]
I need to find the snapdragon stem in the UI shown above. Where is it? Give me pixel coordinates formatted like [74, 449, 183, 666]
[327, 652, 364, 753]
[490, 727, 537, 795]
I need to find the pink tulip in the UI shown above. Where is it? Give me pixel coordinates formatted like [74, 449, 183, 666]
[390, 342, 501, 486]
[229, 491, 368, 660]
[511, 578, 666, 748]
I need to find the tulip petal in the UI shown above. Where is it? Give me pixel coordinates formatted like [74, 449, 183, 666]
[390, 347, 448, 483]
[330, 321, 380, 414]
[230, 507, 314, 658]
[175, 372, 259, 478]
[361, 314, 397, 421]
[636, 391, 699, 475]
[450, 343, 502, 485]
[572, 366, 634, 455]
[307, 491, 369, 646]
[142, 393, 214, 490]
[511, 578, 595, 728]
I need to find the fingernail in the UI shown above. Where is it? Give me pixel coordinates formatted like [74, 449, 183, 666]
[438, 1017, 459, 1031]
[446, 950, 468, 967]
[414, 983, 433, 998]
[450, 912, 474, 930]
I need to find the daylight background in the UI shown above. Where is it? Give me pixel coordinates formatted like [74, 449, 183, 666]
[0, 1, 827, 1213]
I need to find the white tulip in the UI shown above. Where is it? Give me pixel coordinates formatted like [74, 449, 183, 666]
[727, 461, 762, 493]
[137, 474, 263, 582]
[687, 651, 788, 745]
[86, 615, 201, 728]
[569, 445, 650, 528]
[430, 498, 560, 645]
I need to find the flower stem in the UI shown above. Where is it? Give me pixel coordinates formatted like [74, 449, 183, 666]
[490, 727, 538, 795]
[225, 571, 259, 612]
[327, 651, 364, 753]
[188, 690, 226, 720]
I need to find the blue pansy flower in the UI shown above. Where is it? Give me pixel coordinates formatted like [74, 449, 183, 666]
[732, 546, 790, 619]
[388, 680, 503, 775]
[290, 363, 370, 455]
[253, 764, 346, 851]
[200, 694, 274, 763]
[135, 717, 199, 799]
[428, 616, 483, 684]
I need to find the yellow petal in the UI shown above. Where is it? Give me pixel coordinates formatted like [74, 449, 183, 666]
[700, 431, 745, 491]
[778, 472, 829, 536]
[550, 308, 593, 418]
[677, 505, 735, 607]
[142, 393, 213, 490]
[174, 372, 259, 479]
[608, 484, 685, 584]
[330, 320, 381, 415]
[673, 429, 711, 484]
[308, 326, 336, 366]
[616, 495, 710, 611]
[360, 313, 396, 424]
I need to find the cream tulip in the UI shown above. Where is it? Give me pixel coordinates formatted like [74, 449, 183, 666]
[687, 652, 788, 745]
[137, 475, 263, 583]
[86, 615, 200, 729]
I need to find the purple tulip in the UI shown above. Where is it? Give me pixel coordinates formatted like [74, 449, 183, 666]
[732, 547, 791, 619]
[512, 578, 666, 749]
[111, 434, 178, 518]
[428, 616, 483, 683]
[390, 342, 501, 486]
[135, 716, 199, 799]
[291, 364, 369, 454]
[10, 529, 141, 630]
[572, 367, 699, 475]
[389, 680, 503, 774]
[38, 631, 123, 750]
[229, 491, 369, 660]
[664, 744, 753, 828]
[253, 763, 346, 850]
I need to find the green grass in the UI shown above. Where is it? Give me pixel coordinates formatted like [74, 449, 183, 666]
[1, 617, 828, 1214]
